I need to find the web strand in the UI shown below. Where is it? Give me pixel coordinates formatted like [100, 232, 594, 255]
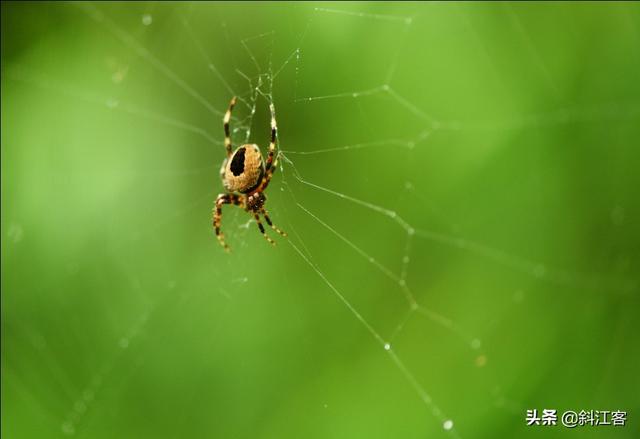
[314, 7, 413, 25]
[281, 155, 636, 295]
[75, 3, 223, 117]
[286, 239, 460, 438]
[180, 15, 253, 110]
[4, 66, 221, 147]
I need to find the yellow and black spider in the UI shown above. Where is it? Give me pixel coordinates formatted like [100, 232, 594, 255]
[213, 97, 286, 251]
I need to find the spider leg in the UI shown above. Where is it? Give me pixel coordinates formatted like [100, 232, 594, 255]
[261, 208, 287, 237]
[265, 102, 277, 171]
[253, 212, 276, 246]
[223, 96, 237, 157]
[254, 165, 276, 193]
[250, 103, 280, 194]
[213, 193, 243, 252]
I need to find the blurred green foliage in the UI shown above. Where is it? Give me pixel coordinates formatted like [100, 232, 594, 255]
[2, 2, 639, 438]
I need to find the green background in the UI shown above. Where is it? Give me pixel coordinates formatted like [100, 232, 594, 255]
[2, 2, 639, 438]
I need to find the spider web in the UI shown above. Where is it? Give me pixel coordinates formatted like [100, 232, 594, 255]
[2, 2, 639, 439]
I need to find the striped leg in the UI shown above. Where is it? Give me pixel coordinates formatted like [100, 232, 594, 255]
[253, 212, 275, 245]
[265, 102, 277, 171]
[213, 193, 242, 251]
[261, 208, 287, 237]
[223, 96, 237, 157]
[253, 103, 279, 193]
[255, 161, 278, 193]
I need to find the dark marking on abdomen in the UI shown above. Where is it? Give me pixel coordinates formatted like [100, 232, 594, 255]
[230, 147, 246, 176]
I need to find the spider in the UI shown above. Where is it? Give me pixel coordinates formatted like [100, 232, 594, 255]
[213, 96, 286, 251]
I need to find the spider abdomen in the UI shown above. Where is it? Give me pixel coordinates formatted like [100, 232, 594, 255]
[222, 144, 265, 193]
